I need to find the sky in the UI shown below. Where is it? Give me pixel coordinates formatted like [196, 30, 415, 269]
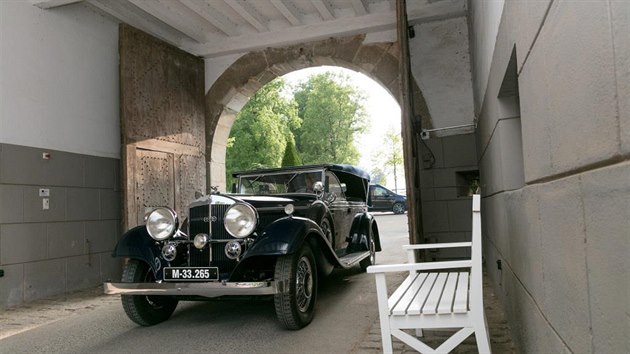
[281, 66, 403, 188]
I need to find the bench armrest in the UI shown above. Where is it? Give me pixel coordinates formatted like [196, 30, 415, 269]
[402, 242, 472, 250]
[367, 260, 472, 274]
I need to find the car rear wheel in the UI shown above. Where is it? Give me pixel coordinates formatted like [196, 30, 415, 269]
[274, 243, 317, 330]
[392, 202, 405, 214]
[121, 259, 178, 326]
[360, 228, 376, 271]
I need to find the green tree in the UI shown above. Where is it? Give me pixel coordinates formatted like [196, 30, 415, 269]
[293, 72, 368, 165]
[281, 137, 301, 167]
[379, 128, 404, 193]
[370, 167, 387, 185]
[226, 79, 299, 183]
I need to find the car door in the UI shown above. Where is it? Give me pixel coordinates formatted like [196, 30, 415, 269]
[325, 171, 354, 250]
[371, 185, 392, 211]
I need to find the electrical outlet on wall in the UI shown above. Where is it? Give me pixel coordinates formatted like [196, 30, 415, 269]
[42, 198, 50, 210]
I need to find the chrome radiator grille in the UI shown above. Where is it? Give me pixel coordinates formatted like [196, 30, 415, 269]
[188, 204, 237, 274]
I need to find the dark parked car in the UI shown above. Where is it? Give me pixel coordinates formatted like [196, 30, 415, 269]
[368, 184, 407, 214]
[105, 164, 381, 330]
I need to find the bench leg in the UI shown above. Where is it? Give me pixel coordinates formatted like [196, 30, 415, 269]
[415, 328, 423, 337]
[474, 320, 491, 354]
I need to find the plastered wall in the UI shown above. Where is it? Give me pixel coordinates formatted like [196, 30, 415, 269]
[0, 2, 121, 307]
[468, 1, 629, 352]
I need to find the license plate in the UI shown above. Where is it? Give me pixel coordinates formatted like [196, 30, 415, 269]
[163, 267, 219, 281]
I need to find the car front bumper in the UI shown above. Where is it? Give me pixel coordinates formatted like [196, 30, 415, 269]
[104, 280, 279, 297]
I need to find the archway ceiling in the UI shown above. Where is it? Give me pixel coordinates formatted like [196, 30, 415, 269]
[34, 0, 466, 58]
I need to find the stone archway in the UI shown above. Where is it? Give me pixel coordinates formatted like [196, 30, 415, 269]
[204, 34, 431, 192]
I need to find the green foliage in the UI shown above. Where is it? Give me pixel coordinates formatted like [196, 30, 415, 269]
[281, 137, 301, 167]
[373, 128, 404, 191]
[292, 72, 368, 165]
[370, 167, 387, 185]
[226, 79, 299, 183]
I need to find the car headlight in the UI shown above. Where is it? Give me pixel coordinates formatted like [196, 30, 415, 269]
[145, 207, 178, 241]
[224, 203, 257, 238]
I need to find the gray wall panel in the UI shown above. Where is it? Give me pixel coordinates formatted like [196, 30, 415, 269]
[0, 185, 23, 223]
[23, 258, 66, 302]
[0, 263, 24, 307]
[47, 222, 85, 259]
[0, 223, 47, 264]
[0, 143, 120, 308]
[66, 188, 100, 221]
[23, 186, 66, 222]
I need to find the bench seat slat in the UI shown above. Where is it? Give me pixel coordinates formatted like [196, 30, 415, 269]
[391, 273, 429, 315]
[422, 272, 448, 314]
[406, 273, 438, 315]
[453, 272, 469, 313]
[437, 272, 460, 314]
[387, 273, 417, 310]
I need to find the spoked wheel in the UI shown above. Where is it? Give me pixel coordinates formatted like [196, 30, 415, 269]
[392, 202, 405, 214]
[360, 229, 376, 271]
[320, 217, 333, 246]
[274, 243, 318, 330]
[121, 260, 178, 326]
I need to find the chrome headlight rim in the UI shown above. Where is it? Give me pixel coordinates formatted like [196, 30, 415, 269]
[223, 202, 258, 239]
[145, 207, 179, 241]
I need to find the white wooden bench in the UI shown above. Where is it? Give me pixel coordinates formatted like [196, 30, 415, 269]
[367, 195, 491, 354]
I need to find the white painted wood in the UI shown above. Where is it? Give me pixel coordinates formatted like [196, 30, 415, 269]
[128, 0, 210, 43]
[367, 260, 472, 274]
[403, 242, 472, 250]
[368, 195, 491, 353]
[406, 272, 437, 315]
[311, 0, 334, 20]
[180, 0, 240, 37]
[392, 273, 430, 315]
[87, 0, 185, 47]
[453, 272, 469, 313]
[437, 272, 459, 314]
[30, 0, 83, 9]
[192, 0, 465, 57]
[224, 0, 268, 32]
[387, 273, 421, 311]
[351, 0, 368, 15]
[422, 272, 447, 314]
[406, 0, 467, 25]
[270, 0, 301, 26]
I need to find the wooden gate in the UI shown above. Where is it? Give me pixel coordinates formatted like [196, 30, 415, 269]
[120, 24, 206, 229]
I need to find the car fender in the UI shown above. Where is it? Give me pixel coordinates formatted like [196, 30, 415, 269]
[347, 213, 382, 253]
[112, 226, 169, 279]
[235, 216, 338, 276]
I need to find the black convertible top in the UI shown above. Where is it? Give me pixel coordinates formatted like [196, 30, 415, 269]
[233, 164, 371, 181]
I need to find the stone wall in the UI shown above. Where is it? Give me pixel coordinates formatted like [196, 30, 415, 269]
[468, 1, 629, 352]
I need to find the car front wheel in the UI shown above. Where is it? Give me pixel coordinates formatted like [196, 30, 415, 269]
[274, 243, 317, 330]
[392, 202, 405, 214]
[121, 259, 178, 326]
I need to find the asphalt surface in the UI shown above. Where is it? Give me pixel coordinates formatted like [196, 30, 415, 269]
[0, 213, 411, 354]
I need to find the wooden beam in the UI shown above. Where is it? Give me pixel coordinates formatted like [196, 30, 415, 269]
[191, 0, 464, 57]
[311, 0, 334, 21]
[128, 0, 210, 43]
[270, 0, 301, 26]
[351, 0, 368, 15]
[225, 0, 268, 32]
[180, 0, 240, 37]
[87, 0, 185, 47]
[406, 0, 466, 25]
[30, 0, 83, 9]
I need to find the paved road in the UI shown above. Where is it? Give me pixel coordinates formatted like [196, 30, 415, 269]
[0, 213, 410, 354]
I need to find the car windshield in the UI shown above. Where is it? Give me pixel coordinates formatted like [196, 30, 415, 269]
[237, 170, 323, 195]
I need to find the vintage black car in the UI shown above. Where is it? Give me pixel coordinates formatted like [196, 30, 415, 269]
[104, 164, 381, 330]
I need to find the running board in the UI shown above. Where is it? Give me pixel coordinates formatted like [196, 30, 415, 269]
[338, 251, 370, 267]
